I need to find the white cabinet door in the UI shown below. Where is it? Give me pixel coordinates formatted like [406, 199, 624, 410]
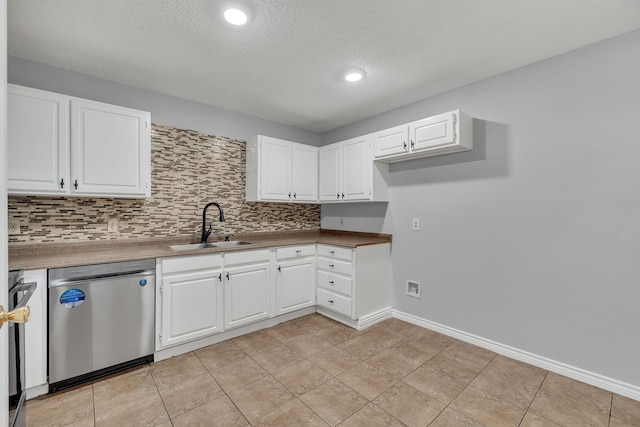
[291, 144, 318, 201]
[224, 262, 271, 329]
[275, 258, 316, 315]
[24, 269, 48, 391]
[160, 269, 223, 348]
[259, 137, 291, 201]
[319, 143, 341, 202]
[410, 111, 456, 152]
[341, 135, 371, 201]
[7, 85, 69, 195]
[70, 99, 150, 197]
[373, 123, 408, 159]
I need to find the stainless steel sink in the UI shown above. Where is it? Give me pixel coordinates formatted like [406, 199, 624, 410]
[169, 241, 252, 251]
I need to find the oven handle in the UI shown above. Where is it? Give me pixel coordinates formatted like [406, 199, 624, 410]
[13, 281, 37, 309]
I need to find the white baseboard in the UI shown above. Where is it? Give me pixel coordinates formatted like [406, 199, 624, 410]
[392, 310, 640, 402]
[316, 307, 392, 330]
[26, 384, 48, 400]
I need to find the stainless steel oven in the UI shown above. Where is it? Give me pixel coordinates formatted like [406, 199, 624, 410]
[6, 269, 36, 427]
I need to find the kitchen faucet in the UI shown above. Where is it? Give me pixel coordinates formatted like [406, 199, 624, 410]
[201, 202, 225, 243]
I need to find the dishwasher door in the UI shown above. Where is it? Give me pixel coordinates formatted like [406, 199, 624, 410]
[48, 268, 155, 386]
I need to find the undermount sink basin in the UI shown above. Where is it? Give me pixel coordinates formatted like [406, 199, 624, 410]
[169, 241, 252, 251]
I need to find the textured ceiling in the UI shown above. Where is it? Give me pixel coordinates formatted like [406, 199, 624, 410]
[8, 0, 640, 133]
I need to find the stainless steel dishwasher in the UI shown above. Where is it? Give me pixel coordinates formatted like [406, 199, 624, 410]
[48, 259, 155, 392]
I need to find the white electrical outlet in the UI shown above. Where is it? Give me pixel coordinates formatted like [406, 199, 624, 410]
[107, 218, 119, 233]
[412, 218, 420, 231]
[8, 220, 20, 235]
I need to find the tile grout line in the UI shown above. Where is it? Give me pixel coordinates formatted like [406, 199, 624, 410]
[517, 369, 550, 427]
[427, 348, 498, 425]
[192, 346, 251, 426]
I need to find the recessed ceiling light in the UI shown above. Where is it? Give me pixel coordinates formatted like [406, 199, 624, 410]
[224, 8, 248, 25]
[344, 69, 365, 82]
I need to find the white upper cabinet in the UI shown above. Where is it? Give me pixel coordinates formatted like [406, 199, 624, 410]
[7, 84, 151, 198]
[7, 85, 69, 195]
[291, 143, 319, 202]
[342, 135, 371, 201]
[257, 136, 291, 201]
[246, 135, 318, 203]
[373, 110, 473, 162]
[319, 135, 388, 203]
[71, 99, 151, 197]
[372, 123, 407, 159]
[319, 143, 341, 202]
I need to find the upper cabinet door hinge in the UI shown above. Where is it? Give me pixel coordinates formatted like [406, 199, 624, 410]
[452, 113, 457, 142]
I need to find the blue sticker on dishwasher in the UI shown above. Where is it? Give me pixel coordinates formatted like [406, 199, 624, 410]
[139, 279, 147, 286]
[60, 289, 85, 308]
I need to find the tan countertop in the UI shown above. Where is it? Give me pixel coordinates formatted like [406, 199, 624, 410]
[8, 229, 392, 270]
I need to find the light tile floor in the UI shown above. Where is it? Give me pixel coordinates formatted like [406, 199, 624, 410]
[26, 314, 640, 426]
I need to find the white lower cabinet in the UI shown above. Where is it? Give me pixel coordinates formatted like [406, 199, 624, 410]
[156, 242, 390, 351]
[24, 269, 48, 394]
[158, 254, 223, 348]
[316, 243, 391, 325]
[275, 245, 316, 315]
[224, 249, 272, 329]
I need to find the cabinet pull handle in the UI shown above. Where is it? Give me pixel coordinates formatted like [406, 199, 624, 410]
[74, 179, 78, 190]
[337, 193, 340, 199]
[411, 140, 415, 149]
[218, 273, 222, 281]
[328, 264, 335, 268]
[341, 192, 345, 199]
[329, 281, 334, 285]
[329, 250, 335, 255]
[293, 193, 297, 199]
[288, 192, 291, 198]
[60, 178, 64, 189]
[403, 141, 407, 150]
[277, 265, 281, 272]
[226, 272, 230, 280]
[295, 250, 302, 254]
[328, 300, 334, 304]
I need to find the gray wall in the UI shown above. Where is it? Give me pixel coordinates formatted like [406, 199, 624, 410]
[322, 29, 640, 388]
[7, 56, 321, 146]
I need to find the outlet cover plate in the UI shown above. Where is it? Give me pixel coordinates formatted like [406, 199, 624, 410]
[8, 220, 20, 235]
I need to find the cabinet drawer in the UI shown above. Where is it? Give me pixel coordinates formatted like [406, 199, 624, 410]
[162, 254, 222, 274]
[317, 288, 352, 317]
[317, 245, 352, 261]
[224, 249, 270, 265]
[317, 271, 352, 297]
[317, 257, 352, 276]
[276, 245, 315, 260]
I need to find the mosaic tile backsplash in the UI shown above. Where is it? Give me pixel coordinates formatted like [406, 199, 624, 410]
[8, 124, 320, 243]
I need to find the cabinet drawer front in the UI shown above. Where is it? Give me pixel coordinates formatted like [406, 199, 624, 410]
[317, 257, 352, 276]
[317, 245, 352, 261]
[276, 245, 316, 260]
[162, 254, 222, 274]
[317, 271, 352, 296]
[224, 249, 271, 265]
[317, 289, 352, 317]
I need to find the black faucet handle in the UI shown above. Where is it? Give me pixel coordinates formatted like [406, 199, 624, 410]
[224, 234, 234, 242]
